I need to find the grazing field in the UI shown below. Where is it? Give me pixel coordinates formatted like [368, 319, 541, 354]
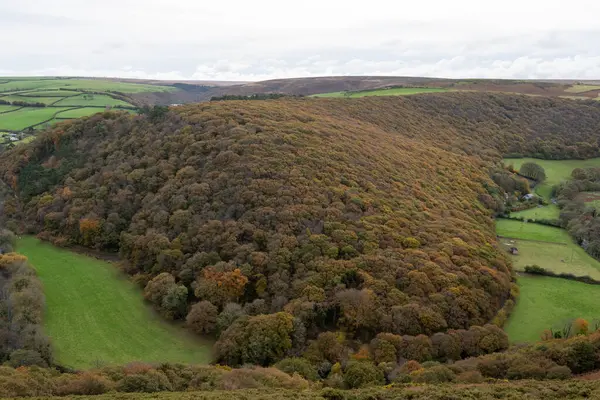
[0, 105, 19, 113]
[496, 218, 569, 243]
[0, 107, 71, 131]
[0, 78, 175, 93]
[564, 84, 600, 93]
[55, 107, 105, 119]
[312, 87, 449, 98]
[510, 205, 560, 221]
[0, 77, 168, 135]
[500, 238, 600, 279]
[17, 236, 211, 369]
[54, 94, 132, 107]
[504, 275, 600, 343]
[504, 157, 600, 199]
[0, 95, 67, 105]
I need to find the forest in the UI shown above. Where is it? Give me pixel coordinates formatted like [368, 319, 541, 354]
[1, 93, 600, 388]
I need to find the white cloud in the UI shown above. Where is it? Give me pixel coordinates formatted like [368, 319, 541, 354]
[1, 0, 600, 81]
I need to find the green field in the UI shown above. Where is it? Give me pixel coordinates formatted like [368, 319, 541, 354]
[510, 205, 560, 221]
[496, 219, 569, 243]
[312, 87, 449, 98]
[0, 78, 175, 93]
[0, 95, 67, 105]
[0, 107, 71, 130]
[500, 238, 600, 279]
[504, 158, 600, 199]
[17, 237, 211, 369]
[504, 275, 600, 342]
[565, 85, 600, 94]
[0, 77, 167, 134]
[55, 107, 109, 119]
[54, 94, 132, 107]
[0, 105, 19, 113]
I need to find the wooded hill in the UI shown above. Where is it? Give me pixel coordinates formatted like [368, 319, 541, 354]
[1, 93, 599, 365]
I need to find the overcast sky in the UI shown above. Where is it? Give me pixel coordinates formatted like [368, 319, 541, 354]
[1, 0, 599, 81]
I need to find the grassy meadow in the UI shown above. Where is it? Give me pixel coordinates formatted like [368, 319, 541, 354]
[17, 236, 211, 369]
[312, 87, 448, 98]
[564, 84, 600, 93]
[0, 77, 176, 138]
[0, 107, 71, 131]
[504, 157, 600, 199]
[504, 275, 600, 342]
[510, 205, 560, 221]
[496, 219, 569, 243]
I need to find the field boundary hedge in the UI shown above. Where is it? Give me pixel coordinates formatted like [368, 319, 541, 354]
[523, 265, 600, 285]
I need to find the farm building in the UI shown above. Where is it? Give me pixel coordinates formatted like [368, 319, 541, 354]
[522, 193, 536, 201]
[509, 247, 519, 255]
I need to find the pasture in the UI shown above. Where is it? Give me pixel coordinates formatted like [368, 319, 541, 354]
[0, 77, 169, 135]
[504, 157, 600, 199]
[496, 219, 569, 243]
[0, 78, 175, 93]
[0, 107, 71, 131]
[55, 107, 105, 119]
[510, 205, 560, 221]
[54, 94, 133, 107]
[17, 236, 211, 369]
[564, 84, 600, 94]
[504, 275, 600, 343]
[312, 87, 448, 98]
[501, 238, 600, 279]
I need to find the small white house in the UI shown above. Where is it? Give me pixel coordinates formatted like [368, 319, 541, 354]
[522, 194, 536, 201]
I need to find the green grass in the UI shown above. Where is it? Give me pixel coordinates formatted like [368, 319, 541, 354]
[0, 78, 175, 93]
[0, 105, 19, 113]
[496, 219, 569, 243]
[0, 107, 70, 130]
[504, 158, 600, 199]
[500, 238, 600, 279]
[0, 95, 66, 105]
[510, 205, 560, 221]
[55, 107, 106, 119]
[54, 94, 131, 107]
[504, 275, 600, 342]
[565, 85, 600, 93]
[312, 87, 449, 98]
[17, 236, 211, 369]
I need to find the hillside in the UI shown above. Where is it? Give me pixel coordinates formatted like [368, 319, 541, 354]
[1, 93, 600, 366]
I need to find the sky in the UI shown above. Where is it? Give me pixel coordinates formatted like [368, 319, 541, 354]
[1, 0, 600, 81]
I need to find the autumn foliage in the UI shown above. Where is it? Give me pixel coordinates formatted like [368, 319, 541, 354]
[1, 93, 599, 366]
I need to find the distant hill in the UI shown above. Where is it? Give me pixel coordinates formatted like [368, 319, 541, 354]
[124, 76, 600, 105]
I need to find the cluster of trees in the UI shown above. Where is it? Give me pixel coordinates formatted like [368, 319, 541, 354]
[554, 168, 600, 259]
[210, 94, 302, 101]
[519, 162, 546, 182]
[0, 99, 519, 356]
[0, 229, 52, 368]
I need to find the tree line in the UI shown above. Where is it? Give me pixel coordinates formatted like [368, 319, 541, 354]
[0, 229, 52, 368]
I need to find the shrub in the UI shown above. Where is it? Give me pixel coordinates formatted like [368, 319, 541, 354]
[56, 372, 114, 395]
[274, 357, 319, 381]
[411, 365, 456, 383]
[117, 370, 172, 393]
[546, 365, 571, 380]
[343, 361, 385, 389]
[8, 350, 47, 368]
[456, 370, 484, 383]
